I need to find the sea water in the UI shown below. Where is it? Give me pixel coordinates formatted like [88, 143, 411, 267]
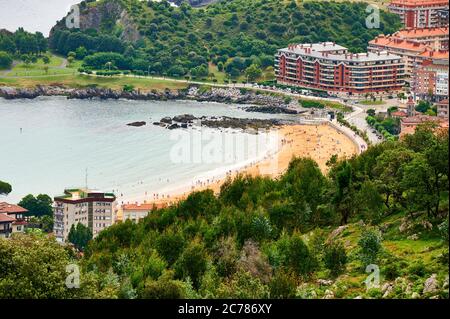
[0, 96, 293, 203]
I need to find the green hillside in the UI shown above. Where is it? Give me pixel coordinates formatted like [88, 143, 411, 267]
[49, 0, 401, 79]
[2, 124, 447, 299]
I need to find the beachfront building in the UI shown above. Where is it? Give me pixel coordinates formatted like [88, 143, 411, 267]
[53, 189, 116, 243]
[274, 42, 405, 94]
[368, 34, 448, 77]
[392, 27, 449, 50]
[120, 203, 163, 223]
[388, 0, 449, 28]
[412, 58, 449, 100]
[0, 202, 28, 234]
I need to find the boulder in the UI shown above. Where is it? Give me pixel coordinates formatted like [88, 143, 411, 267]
[423, 274, 439, 295]
[322, 289, 334, 299]
[167, 123, 180, 130]
[173, 114, 197, 123]
[161, 117, 173, 124]
[328, 225, 347, 241]
[317, 279, 333, 286]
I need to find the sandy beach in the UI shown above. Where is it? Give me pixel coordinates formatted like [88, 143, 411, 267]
[127, 122, 359, 211]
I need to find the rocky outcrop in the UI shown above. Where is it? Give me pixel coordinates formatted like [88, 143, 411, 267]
[0, 85, 290, 109]
[127, 121, 146, 127]
[151, 114, 285, 131]
[50, 0, 141, 43]
[169, 0, 219, 7]
[244, 105, 298, 114]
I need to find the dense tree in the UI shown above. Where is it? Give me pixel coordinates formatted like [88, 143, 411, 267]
[0, 180, 12, 195]
[18, 194, 53, 217]
[0, 51, 13, 69]
[68, 223, 93, 251]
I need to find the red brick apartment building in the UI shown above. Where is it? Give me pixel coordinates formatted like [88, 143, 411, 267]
[274, 42, 405, 94]
[388, 0, 449, 28]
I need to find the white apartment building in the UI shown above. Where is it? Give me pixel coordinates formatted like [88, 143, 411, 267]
[53, 189, 116, 243]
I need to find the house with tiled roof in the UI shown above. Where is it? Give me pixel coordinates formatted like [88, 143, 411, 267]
[119, 202, 166, 223]
[0, 202, 28, 234]
[0, 213, 15, 239]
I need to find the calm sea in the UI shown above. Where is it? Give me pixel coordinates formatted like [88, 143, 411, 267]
[0, 97, 292, 203]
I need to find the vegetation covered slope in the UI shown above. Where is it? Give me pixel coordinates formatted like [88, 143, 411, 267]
[2, 124, 447, 299]
[49, 0, 401, 78]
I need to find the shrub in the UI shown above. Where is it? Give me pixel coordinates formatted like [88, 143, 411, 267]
[438, 219, 449, 243]
[358, 229, 382, 268]
[174, 241, 208, 289]
[269, 269, 297, 298]
[0, 51, 13, 69]
[323, 240, 347, 277]
[278, 233, 317, 277]
[155, 230, 185, 266]
[141, 271, 186, 299]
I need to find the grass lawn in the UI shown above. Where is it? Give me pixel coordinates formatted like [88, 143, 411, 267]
[5, 54, 82, 77]
[359, 100, 387, 106]
[0, 74, 189, 91]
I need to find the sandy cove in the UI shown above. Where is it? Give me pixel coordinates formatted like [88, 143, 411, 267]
[120, 122, 359, 213]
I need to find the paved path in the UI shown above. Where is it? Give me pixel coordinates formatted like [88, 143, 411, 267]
[0, 60, 18, 76]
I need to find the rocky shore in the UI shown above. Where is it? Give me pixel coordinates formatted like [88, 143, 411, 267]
[0, 85, 292, 111]
[151, 114, 284, 131]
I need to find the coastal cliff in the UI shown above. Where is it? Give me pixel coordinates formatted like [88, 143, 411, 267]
[49, 0, 141, 43]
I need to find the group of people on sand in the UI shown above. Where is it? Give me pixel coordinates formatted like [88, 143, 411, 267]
[116, 124, 358, 207]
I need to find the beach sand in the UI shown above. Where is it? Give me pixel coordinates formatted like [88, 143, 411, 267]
[125, 122, 359, 211]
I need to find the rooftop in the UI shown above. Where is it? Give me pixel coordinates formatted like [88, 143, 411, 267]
[389, 0, 449, 6]
[0, 202, 28, 214]
[279, 42, 402, 62]
[401, 114, 446, 124]
[391, 110, 408, 117]
[54, 188, 116, 202]
[394, 27, 449, 39]
[122, 203, 166, 211]
[370, 35, 432, 52]
[0, 213, 16, 223]
[418, 49, 449, 59]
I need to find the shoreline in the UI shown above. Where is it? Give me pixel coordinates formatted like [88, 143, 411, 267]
[117, 121, 359, 213]
[0, 85, 293, 112]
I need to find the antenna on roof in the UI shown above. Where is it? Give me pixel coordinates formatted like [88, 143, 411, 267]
[85, 168, 88, 190]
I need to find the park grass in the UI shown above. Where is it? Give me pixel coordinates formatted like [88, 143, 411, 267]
[6, 54, 83, 77]
[359, 100, 387, 106]
[0, 74, 189, 91]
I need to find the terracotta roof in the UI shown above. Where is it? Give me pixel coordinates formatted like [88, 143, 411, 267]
[418, 49, 449, 59]
[370, 36, 431, 52]
[392, 111, 408, 117]
[436, 99, 449, 105]
[390, 0, 449, 6]
[0, 213, 16, 223]
[401, 115, 443, 124]
[122, 203, 165, 211]
[0, 202, 28, 214]
[394, 27, 449, 39]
